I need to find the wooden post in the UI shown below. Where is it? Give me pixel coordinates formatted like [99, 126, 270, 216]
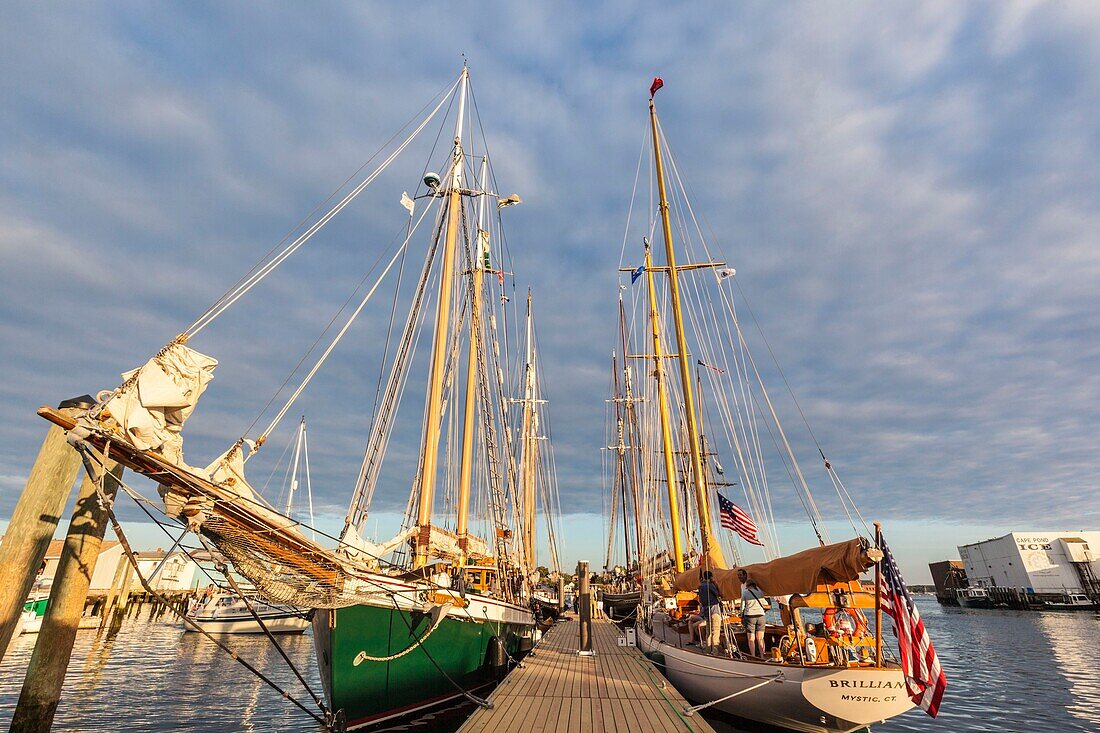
[577, 561, 592, 654]
[557, 574, 566, 614]
[98, 554, 128, 631]
[874, 522, 883, 668]
[10, 461, 123, 733]
[0, 406, 83, 662]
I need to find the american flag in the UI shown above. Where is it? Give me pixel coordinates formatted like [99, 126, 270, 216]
[878, 532, 947, 717]
[716, 493, 763, 546]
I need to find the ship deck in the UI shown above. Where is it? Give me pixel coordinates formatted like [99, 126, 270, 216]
[456, 616, 717, 733]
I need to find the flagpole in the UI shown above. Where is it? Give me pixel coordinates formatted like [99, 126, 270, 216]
[874, 521, 883, 668]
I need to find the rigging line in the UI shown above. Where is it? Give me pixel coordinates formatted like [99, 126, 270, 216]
[256, 425, 297, 496]
[618, 129, 650, 272]
[348, 202, 448, 528]
[186, 73, 461, 337]
[75, 468, 330, 725]
[194, 531, 329, 715]
[661, 125, 840, 520]
[660, 134, 828, 542]
[256, 197, 437, 444]
[367, 212, 412, 448]
[187, 76, 463, 338]
[241, 159, 452, 443]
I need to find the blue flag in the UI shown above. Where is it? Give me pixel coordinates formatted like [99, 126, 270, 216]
[631, 265, 646, 284]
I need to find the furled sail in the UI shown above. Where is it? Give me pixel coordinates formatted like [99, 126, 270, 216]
[101, 342, 217, 464]
[673, 537, 878, 599]
[418, 525, 490, 562]
[339, 525, 418, 569]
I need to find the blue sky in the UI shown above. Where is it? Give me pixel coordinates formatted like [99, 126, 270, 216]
[2, 2, 1099, 583]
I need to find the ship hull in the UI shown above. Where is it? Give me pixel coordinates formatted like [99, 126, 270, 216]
[313, 578, 534, 730]
[639, 620, 914, 733]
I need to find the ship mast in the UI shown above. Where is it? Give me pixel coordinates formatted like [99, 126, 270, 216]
[519, 290, 539, 573]
[455, 156, 489, 567]
[414, 67, 468, 569]
[284, 416, 306, 516]
[649, 90, 726, 569]
[642, 243, 686, 573]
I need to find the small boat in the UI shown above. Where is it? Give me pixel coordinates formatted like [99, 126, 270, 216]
[19, 595, 100, 634]
[1043, 593, 1098, 611]
[955, 587, 994, 609]
[601, 589, 641, 621]
[185, 591, 311, 634]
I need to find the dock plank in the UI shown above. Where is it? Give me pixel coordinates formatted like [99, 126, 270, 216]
[456, 618, 716, 733]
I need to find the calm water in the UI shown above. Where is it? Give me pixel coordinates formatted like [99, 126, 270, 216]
[1, 598, 1097, 732]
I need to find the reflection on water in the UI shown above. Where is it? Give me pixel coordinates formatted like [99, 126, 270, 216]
[875, 598, 1100, 733]
[1, 598, 1097, 732]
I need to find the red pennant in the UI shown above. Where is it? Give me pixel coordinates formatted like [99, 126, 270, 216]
[650, 77, 664, 98]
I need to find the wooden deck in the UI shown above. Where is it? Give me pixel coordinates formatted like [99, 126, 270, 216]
[457, 617, 717, 733]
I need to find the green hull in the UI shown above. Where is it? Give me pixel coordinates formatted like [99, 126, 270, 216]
[313, 601, 532, 729]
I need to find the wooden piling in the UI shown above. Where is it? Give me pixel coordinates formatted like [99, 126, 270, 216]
[98, 554, 129, 631]
[577, 561, 592, 654]
[0, 407, 83, 662]
[9, 461, 124, 733]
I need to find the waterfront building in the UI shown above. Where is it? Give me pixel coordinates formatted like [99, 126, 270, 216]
[958, 531, 1100, 596]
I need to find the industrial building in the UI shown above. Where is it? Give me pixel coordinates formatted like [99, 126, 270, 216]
[958, 531, 1100, 598]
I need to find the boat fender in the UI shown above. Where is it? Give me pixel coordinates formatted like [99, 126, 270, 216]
[486, 635, 508, 672]
[804, 636, 817, 663]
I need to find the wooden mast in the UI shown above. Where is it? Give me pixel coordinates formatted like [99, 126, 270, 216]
[519, 290, 538, 572]
[618, 298, 646, 569]
[455, 156, 489, 567]
[643, 242, 685, 573]
[649, 90, 725, 569]
[414, 67, 468, 569]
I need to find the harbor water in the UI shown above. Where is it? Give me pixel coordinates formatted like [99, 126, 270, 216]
[1, 598, 1097, 732]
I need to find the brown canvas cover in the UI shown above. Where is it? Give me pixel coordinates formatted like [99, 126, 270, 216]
[673, 537, 874, 599]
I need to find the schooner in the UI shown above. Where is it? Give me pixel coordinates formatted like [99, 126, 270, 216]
[608, 78, 943, 733]
[39, 65, 562, 730]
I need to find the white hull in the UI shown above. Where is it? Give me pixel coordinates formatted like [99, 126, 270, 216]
[20, 614, 101, 635]
[185, 593, 311, 634]
[185, 612, 311, 634]
[639, 620, 914, 733]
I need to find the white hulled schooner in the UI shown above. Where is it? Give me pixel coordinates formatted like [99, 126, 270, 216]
[607, 78, 940, 733]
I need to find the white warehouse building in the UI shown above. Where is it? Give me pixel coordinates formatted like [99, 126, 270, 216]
[958, 531, 1100, 595]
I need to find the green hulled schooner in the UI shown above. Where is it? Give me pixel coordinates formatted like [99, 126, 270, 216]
[40, 65, 559, 730]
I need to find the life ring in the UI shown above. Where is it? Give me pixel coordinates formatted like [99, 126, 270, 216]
[822, 607, 837, 634]
[803, 636, 818, 663]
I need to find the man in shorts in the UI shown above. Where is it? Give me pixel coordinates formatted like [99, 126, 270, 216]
[738, 568, 768, 657]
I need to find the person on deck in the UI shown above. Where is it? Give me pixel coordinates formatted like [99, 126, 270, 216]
[738, 568, 767, 657]
[697, 570, 724, 650]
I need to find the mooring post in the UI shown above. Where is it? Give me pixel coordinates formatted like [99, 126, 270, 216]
[10, 460, 124, 733]
[557, 574, 566, 614]
[577, 560, 592, 654]
[98, 554, 128, 631]
[0, 405, 84, 662]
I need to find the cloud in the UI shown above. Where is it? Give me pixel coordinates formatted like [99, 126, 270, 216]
[1, 2, 1099, 563]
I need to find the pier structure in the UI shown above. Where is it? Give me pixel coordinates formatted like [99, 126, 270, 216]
[457, 616, 717, 733]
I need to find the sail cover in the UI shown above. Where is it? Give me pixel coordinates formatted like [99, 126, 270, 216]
[103, 343, 217, 464]
[673, 537, 876, 599]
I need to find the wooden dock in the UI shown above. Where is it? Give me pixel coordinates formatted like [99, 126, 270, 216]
[457, 617, 717, 733]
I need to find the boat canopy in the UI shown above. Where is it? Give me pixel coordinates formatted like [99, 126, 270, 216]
[673, 537, 877, 598]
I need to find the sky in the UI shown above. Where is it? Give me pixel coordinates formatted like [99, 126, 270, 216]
[2, 2, 1099, 583]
